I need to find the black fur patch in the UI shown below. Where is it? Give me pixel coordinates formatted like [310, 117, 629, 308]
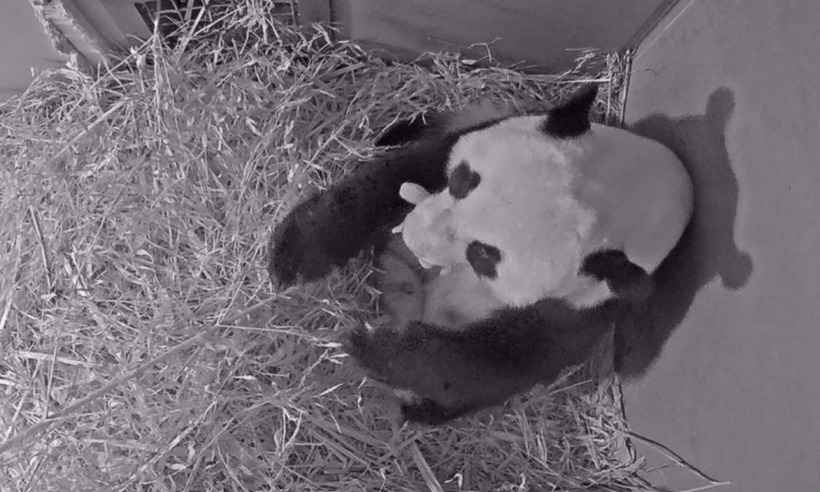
[344, 297, 623, 425]
[448, 161, 481, 199]
[400, 398, 467, 425]
[375, 112, 508, 147]
[540, 84, 598, 138]
[375, 115, 435, 147]
[580, 249, 654, 302]
[268, 140, 452, 288]
[466, 241, 501, 278]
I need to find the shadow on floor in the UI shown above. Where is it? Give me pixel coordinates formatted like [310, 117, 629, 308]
[615, 87, 754, 378]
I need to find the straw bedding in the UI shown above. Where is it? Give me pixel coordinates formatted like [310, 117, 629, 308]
[0, 3, 654, 490]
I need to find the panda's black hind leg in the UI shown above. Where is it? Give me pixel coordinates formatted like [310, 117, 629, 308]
[581, 249, 654, 303]
[344, 299, 609, 425]
[344, 320, 531, 424]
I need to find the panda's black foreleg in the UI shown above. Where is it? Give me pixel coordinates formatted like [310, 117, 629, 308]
[580, 249, 654, 303]
[345, 298, 618, 424]
[268, 142, 451, 287]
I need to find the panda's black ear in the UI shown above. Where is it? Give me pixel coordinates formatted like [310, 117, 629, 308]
[541, 84, 598, 138]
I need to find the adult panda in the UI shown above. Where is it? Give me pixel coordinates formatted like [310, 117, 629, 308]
[268, 84, 693, 424]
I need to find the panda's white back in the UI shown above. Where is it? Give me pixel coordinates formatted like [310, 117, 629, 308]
[451, 118, 693, 279]
[573, 124, 693, 274]
[397, 109, 694, 309]
[446, 116, 597, 304]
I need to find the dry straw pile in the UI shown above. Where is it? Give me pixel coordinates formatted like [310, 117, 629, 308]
[0, 2, 651, 490]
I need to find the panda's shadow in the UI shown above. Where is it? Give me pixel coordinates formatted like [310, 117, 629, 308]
[615, 87, 754, 378]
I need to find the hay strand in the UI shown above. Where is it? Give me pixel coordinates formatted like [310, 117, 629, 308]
[0, 2, 653, 490]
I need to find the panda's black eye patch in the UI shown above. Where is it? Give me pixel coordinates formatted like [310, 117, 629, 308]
[448, 161, 481, 199]
[466, 241, 501, 279]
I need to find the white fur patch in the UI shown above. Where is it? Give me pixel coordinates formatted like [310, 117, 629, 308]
[445, 116, 597, 305]
[571, 124, 694, 273]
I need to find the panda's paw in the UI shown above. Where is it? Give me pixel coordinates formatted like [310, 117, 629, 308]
[267, 198, 336, 288]
[344, 324, 373, 359]
[580, 249, 653, 303]
[344, 324, 394, 381]
[399, 397, 462, 425]
[268, 213, 304, 288]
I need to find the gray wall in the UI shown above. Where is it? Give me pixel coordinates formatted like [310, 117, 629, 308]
[622, 0, 820, 490]
[333, 0, 673, 72]
[2, 0, 673, 98]
[0, 1, 67, 100]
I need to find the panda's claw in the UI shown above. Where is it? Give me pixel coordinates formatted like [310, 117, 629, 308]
[344, 324, 371, 358]
[345, 324, 394, 379]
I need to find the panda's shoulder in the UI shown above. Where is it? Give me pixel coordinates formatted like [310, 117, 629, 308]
[376, 102, 523, 148]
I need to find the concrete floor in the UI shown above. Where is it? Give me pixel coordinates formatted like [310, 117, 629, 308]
[621, 0, 820, 490]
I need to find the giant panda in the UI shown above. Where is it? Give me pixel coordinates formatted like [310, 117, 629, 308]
[268, 84, 693, 424]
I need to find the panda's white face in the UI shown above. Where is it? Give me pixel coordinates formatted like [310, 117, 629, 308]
[401, 116, 599, 307]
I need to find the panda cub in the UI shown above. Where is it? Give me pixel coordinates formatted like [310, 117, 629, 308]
[375, 181, 506, 331]
[268, 84, 693, 424]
